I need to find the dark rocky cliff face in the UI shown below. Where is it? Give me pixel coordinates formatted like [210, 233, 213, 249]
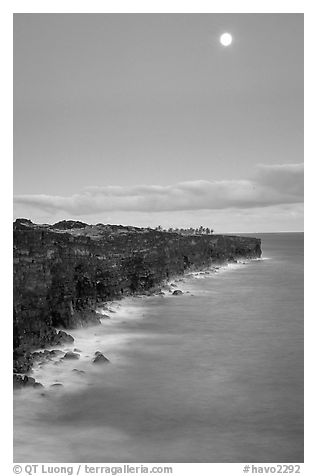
[13, 219, 261, 371]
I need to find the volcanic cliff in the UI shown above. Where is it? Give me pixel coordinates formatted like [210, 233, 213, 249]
[13, 219, 261, 373]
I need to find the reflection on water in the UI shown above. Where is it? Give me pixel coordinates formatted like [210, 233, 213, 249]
[14, 233, 304, 462]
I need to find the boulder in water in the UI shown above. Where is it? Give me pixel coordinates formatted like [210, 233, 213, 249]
[13, 374, 25, 389]
[172, 289, 183, 296]
[22, 376, 36, 387]
[63, 351, 80, 360]
[49, 349, 64, 357]
[93, 353, 110, 364]
[55, 330, 74, 345]
[72, 368, 85, 375]
[13, 374, 42, 390]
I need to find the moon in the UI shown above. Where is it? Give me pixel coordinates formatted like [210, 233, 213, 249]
[220, 32, 233, 47]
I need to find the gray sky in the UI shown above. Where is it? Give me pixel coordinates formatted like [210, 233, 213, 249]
[13, 13, 303, 232]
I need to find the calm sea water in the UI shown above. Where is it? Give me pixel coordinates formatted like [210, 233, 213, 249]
[14, 233, 304, 463]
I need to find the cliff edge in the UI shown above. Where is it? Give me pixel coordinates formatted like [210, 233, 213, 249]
[13, 219, 261, 372]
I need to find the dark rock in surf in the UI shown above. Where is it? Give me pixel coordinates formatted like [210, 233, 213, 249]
[93, 353, 110, 364]
[23, 376, 36, 387]
[49, 349, 64, 356]
[63, 351, 80, 360]
[13, 374, 25, 389]
[56, 330, 74, 345]
[13, 374, 42, 390]
[172, 290, 183, 296]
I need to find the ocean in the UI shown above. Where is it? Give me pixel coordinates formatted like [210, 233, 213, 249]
[13, 232, 304, 463]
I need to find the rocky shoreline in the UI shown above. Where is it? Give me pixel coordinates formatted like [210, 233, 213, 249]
[13, 259, 257, 391]
[13, 274, 201, 390]
[13, 219, 262, 388]
[13, 276, 192, 388]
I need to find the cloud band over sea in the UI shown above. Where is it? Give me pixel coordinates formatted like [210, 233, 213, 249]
[14, 163, 303, 216]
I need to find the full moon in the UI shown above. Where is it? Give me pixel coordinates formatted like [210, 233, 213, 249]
[220, 32, 233, 47]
